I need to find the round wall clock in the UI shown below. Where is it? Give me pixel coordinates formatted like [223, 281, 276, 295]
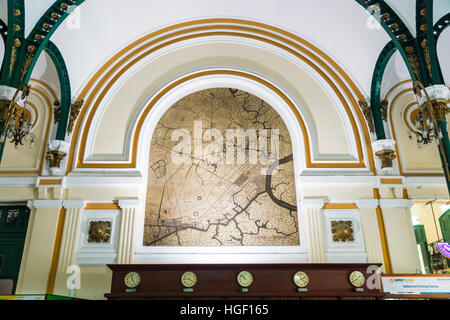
[237, 271, 253, 287]
[349, 271, 365, 288]
[181, 271, 197, 288]
[293, 271, 310, 288]
[124, 271, 141, 288]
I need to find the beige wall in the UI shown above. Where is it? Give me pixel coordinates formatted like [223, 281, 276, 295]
[411, 203, 447, 243]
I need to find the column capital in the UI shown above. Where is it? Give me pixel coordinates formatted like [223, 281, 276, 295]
[355, 199, 379, 209]
[118, 199, 140, 209]
[379, 199, 414, 209]
[417, 85, 449, 105]
[301, 199, 325, 209]
[63, 200, 86, 209]
[27, 200, 63, 209]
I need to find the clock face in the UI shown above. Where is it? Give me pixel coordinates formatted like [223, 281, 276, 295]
[293, 271, 310, 288]
[181, 271, 197, 288]
[349, 271, 365, 288]
[237, 271, 253, 288]
[124, 272, 141, 288]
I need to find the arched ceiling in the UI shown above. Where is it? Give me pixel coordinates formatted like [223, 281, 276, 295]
[45, 0, 391, 96]
[434, 0, 450, 25]
[0, 1, 448, 103]
[437, 27, 450, 85]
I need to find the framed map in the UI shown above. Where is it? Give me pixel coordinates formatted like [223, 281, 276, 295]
[144, 88, 299, 246]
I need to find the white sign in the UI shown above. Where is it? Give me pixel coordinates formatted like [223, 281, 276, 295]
[382, 275, 450, 295]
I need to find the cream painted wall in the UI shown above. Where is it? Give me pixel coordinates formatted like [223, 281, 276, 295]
[382, 207, 422, 274]
[411, 204, 446, 243]
[0, 187, 35, 200]
[300, 186, 374, 200]
[67, 187, 142, 200]
[90, 42, 351, 160]
[16, 208, 61, 294]
[74, 266, 112, 300]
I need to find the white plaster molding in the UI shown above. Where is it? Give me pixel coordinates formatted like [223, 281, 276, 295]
[80, 36, 361, 166]
[134, 253, 308, 264]
[118, 199, 140, 209]
[63, 200, 86, 209]
[417, 85, 450, 105]
[405, 176, 447, 187]
[47, 140, 70, 176]
[0, 85, 25, 107]
[379, 199, 414, 209]
[0, 85, 18, 100]
[325, 252, 368, 263]
[297, 175, 377, 186]
[301, 199, 325, 209]
[27, 200, 63, 209]
[355, 199, 379, 208]
[75, 209, 120, 266]
[322, 209, 366, 263]
[0, 177, 36, 187]
[372, 139, 396, 153]
[64, 175, 144, 187]
[48, 140, 70, 153]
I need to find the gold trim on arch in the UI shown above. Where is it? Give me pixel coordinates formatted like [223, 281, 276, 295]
[384, 80, 413, 102]
[67, 19, 375, 173]
[388, 88, 444, 177]
[30, 78, 58, 103]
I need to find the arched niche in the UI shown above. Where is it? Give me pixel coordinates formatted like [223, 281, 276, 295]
[134, 73, 308, 263]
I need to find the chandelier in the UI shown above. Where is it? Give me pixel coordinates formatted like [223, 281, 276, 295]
[0, 83, 35, 149]
[409, 82, 446, 148]
[7, 107, 35, 148]
[408, 110, 441, 147]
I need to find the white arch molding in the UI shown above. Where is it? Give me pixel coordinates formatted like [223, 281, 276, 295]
[133, 70, 308, 263]
[77, 36, 363, 168]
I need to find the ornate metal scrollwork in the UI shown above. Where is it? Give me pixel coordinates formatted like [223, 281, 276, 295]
[331, 220, 354, 242]
[358, 100, 375, 133]
[67, 100, 84, 134]
[88, 221, 112, 244]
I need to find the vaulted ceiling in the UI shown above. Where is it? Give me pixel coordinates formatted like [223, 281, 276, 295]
[0, 0, 448, 100]
[0, 1, 448, 123]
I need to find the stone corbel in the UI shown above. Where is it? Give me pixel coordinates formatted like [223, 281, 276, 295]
[372, 139, 397, 171]
[46, 140, 70, 175]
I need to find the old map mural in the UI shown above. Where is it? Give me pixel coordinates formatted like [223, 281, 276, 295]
[144, 88, 299, 246]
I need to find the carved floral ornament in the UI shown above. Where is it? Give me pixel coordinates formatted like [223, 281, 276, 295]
[88, 220, 112, 244]
[68, 100, 84, 134]
[331, 220, 354, 242]
[358, 100, 375, 133]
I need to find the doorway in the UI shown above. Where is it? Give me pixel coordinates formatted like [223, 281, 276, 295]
[0, 205, 30, 293]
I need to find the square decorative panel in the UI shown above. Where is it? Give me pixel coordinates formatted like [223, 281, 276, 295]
[331, 220, 354, 242]
[87, 220, 112, 244]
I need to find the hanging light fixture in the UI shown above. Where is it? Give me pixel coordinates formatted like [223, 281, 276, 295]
[408, 82, 445, 148]
[0, 82, 34, 150]
[408, 110, 439, 148]
[7, 106, 35, 148]
[410, 82, 450, 179]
